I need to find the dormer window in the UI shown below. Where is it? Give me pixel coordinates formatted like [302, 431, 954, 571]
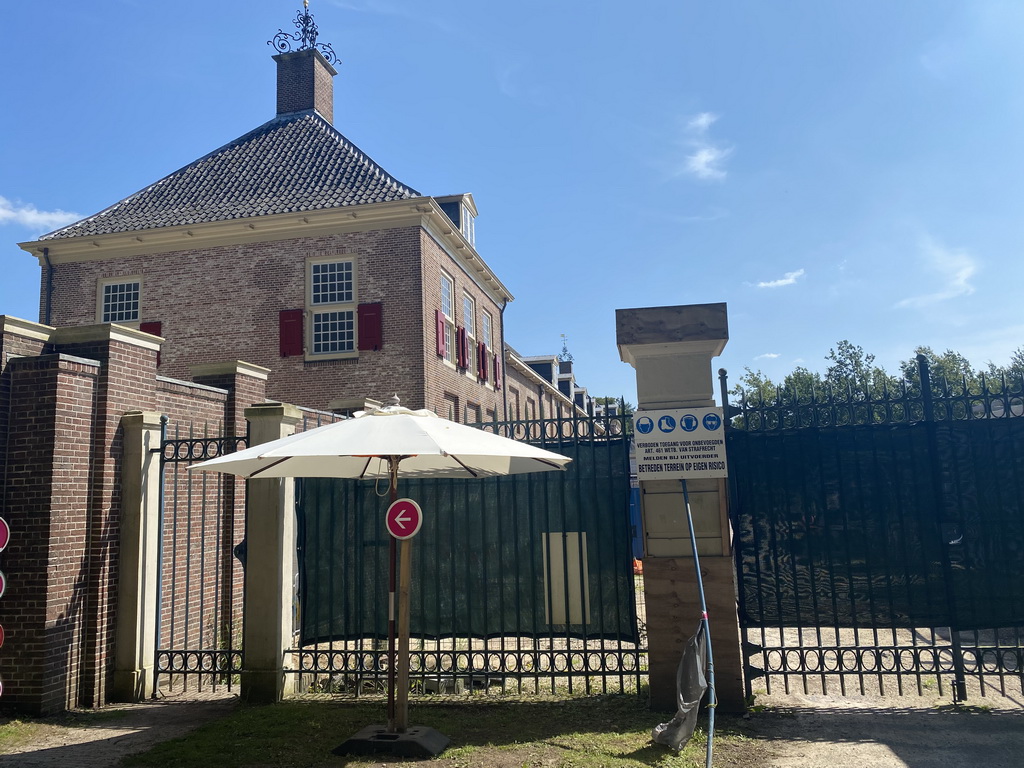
[460, 202, 475, 245]
[436, 194, 478, 247]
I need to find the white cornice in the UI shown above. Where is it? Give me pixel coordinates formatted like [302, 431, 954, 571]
[19, 201, 427, 264]
[417, 200, 513, 304]
[1, 316, 55, 342]
[18, 197, 515, 304]
[190, 360, 271, 381]
[50, 323, 162, 352]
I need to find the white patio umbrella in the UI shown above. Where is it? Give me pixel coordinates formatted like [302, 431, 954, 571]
[189, 396, 571, 752]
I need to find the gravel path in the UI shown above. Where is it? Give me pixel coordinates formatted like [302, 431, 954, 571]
[0, 692, 238, 768]
[738, 690, 1024, 768]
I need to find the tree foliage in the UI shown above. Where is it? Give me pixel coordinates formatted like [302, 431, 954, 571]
[731, 341, 1024, 403]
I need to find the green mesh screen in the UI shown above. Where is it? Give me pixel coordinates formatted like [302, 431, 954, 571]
[296, 439, 639, 643]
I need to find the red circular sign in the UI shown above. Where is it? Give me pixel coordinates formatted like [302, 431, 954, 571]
[386, 499, 423, 540]
[0, 517, 8, 552]
[0, 571, 6, 600]
[0, 624, 4, 649]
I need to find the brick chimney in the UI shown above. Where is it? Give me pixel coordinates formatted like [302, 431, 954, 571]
[273, 48, 337, 124]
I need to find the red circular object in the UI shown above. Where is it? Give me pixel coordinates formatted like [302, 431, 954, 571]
[0, 571, 6, 600]
[0, 517, 8, 552]
[0, 625, 4, 649]
[385, 499, 423, 540]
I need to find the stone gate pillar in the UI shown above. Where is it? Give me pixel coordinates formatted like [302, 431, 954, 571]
[616, 303, 745, 712]
[241, 402, 302, 703]
[112, 410, 164, 701]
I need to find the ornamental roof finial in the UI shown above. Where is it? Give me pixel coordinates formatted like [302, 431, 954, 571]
[269, 2, 340, 66]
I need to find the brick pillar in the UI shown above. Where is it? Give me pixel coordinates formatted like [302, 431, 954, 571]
[191, 360, 270, 665]
[190, 360, 270, 438]
[48, 323, 161, 707]
[616, 303, 745, 713]
[0, 352, 100, 714]
[112, 411, 163, 701]
[241, 403, 302, 703]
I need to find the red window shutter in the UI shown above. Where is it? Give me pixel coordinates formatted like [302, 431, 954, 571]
[279, 309, 304, 357]
[140, 321, 162, 366]
[493, 353, 502, 390]
[435, 309, 446, 357]
[456, 327, 468, 368]
[478, 342, 488, 380]
[357, 302, 383, 351]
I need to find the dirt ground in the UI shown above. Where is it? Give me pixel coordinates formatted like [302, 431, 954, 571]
[1, 688, 1023, 768]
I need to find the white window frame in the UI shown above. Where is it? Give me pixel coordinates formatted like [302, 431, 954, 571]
[306, 256, 358, 360]
[462, 293, 476, 375]
[461, 202, 475, 246]
[481, 310, 492, 352]
[440, 272, 456, 366]
[97, 277, 142, 324]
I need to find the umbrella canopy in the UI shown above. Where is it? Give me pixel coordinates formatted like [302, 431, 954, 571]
[188, 404, 571, 479]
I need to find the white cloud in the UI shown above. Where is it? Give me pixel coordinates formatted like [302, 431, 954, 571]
[0, 196, 81, 232]
[674, 112, 732, 182]
[755, 352, 781, 360]
[685, 146, 732, 181]
[756, 268, 806, 289]
[687, 112, 718, 133]
[895, 237, 977, 309]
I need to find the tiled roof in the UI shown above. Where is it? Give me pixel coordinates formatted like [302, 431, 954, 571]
[41, 112, 421, 240]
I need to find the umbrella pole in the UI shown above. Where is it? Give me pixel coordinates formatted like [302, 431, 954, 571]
[396, 537, 413, 731]
[386, 459, 398, 732]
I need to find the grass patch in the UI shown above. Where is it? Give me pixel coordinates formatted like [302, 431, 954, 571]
[122, 695, 763, 768]
[0, 708, 129, 751]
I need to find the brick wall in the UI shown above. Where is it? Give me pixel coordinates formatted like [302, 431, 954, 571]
[0, 353, 100, 714]
[45, 224, 508, 418]
[0, 317, 274, 713]
[419, 230, 504, 421]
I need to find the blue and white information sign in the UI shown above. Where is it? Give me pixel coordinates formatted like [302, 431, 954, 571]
[632, 407, 728, 479]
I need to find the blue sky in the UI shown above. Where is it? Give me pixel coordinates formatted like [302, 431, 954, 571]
[3, 1, 1024, 405]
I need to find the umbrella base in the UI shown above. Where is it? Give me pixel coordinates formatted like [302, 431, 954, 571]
[333, 724, 450, 757]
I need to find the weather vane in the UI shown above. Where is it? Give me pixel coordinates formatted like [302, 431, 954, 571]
[269, 1, 340, 66]
[558, 334, 574, 363]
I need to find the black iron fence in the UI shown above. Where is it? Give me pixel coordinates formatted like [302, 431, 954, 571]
[287, 412, 645, 697]
[723, 356, 1024, 700]
[154, 419, 247, 694]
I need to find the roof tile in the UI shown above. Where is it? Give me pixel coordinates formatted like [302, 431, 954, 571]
[41, 112, 421, 240]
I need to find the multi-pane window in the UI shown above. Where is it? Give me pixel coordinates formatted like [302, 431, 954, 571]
[311, 261, 353, 305]
[462, 295, 475, 338]
[440, 273, 455, 364]
[462, 294, 476, 374]
[312, 311, 354, 354]
[461, 203, 475, 246]
[308, 258, 356, 356]
[481, 310, 492, 351]
[100, 280, 140, 323]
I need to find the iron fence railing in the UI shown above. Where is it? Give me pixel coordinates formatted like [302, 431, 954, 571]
[286, 411, 646, 698]
[722, 356, 1024, 701]
[154, 420, 247, 695]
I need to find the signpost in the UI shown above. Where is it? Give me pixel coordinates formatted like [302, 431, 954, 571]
[632, 406, 727, 480]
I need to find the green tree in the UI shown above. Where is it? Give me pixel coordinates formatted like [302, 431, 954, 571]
[900, 346, 980, 392]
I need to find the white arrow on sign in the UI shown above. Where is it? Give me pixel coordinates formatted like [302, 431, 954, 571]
[386, 498, 423, 540]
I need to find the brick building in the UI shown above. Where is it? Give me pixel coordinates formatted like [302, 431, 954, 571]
[17, 41, 590, 423]
[0, 14, 602, 714]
